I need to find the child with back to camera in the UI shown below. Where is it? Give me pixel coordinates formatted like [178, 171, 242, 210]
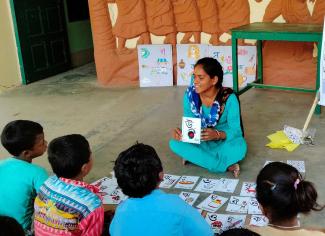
[249, 162, 325, 236]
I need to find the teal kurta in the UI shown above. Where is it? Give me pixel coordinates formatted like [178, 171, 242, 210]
[169, 92, 247, 173]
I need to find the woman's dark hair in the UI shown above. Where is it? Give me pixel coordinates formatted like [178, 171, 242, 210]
[114, 143, 163, 198]
[48, 134, 91, 178]
[256, 162, 324, 221]
[0, 215, 25, 236]
[194, 57, 224, 88]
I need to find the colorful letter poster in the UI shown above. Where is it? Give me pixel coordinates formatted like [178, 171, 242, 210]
[138, 44, 173, 87]
[176, 44, 209, 86]
[176, 45, 257, 89]
[208, 46, 257, 89]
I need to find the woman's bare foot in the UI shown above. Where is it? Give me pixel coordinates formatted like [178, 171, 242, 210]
[228, 163, 240, 178]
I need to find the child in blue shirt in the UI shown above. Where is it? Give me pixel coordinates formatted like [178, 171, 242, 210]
[110, 143, 214, 236]
[0, 120, 48, 233]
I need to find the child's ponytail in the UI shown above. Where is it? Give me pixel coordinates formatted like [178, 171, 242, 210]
[295, 180, 324, 213]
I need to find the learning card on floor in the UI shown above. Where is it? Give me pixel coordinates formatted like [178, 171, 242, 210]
[249, 215, 269, 227]
[92, 177, 118, 195]
[179, 191, 200, 206]
[159, 174, 181, 188]
[101, 188, 128, 205]
[240, 182, 257, 197]
[182, 117, 201, 144]
[214, 178, 239, 193]
[197, 194, 228, 212]
[174, 176, 200, 190]
[287, 160, 305, 173]
[248, 198, 263, 215]
[194, 178, 219, 193]
[226, 196, 250, 214]
[205, 213, 246, 234]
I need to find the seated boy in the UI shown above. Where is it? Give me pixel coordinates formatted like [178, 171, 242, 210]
[110, 143, 214, 236]
[0, 120, 48, 233]
[34, 134, 104, 236]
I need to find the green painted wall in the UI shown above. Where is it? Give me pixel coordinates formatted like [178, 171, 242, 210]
[63, 0, 93, 54]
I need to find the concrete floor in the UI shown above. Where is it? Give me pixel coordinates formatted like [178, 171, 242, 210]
[0, 63, 324, 227]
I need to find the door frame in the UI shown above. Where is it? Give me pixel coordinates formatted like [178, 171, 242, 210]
[9, 0, 27, 85]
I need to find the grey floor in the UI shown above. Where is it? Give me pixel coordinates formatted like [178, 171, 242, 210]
[0, 63, 324, 227]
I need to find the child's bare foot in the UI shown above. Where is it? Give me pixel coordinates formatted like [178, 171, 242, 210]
[228, 163, 240, 178]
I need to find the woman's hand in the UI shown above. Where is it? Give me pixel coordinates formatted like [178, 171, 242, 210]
[172, 128, 182, 141]
[201, 128, 223, 141]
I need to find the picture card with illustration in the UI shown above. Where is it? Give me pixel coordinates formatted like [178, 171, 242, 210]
[101, 188, 128, 205]
[249, 215, 269, 227]
[179, 191, 200, 206]
[205, 213, 246, 234]
[248, 197, 263, 215]
[225, 196, 250, 214]
[159, 174, 181, 188]
[92, 177, 118, 196]
[194, 178, 219, 193]
[174, 176, 200, 190]
[197, 194, 228, 212]
[240, 182, 257, 197]
[182, 117, 201, 144]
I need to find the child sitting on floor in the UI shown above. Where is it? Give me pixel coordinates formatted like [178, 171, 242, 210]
[33, 134, 104, 236]
[0, 120, 48, 234]
[249, 162, 325, 236]
[110, 143, 214, 236]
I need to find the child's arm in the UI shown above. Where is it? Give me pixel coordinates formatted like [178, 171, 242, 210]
[79, 206, 105, 236]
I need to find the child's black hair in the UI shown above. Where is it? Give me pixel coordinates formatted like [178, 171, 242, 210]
[0, 215, 25, 236]
[48, 134, 91, 178]
[256, 162, 324, 221]
[219, 228, 260, 236]
[114, 143, 163, 198]
[194, 57, 224, 88]
[1, 120, 43, 156]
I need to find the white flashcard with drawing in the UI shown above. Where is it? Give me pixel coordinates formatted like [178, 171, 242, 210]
[287, 160, 305, 173]
[194, 178, 219, 193]
[226, 196, 250, 214]
[248, 197, 263, 215]
[249, 215, 269, 227]
[205, 213, 247, 234]
[240, 182, 257, 197]
[159, 174, 181, 188]
[92, 177, 118, 195]
[174, 176, 200, 190]
[101, 188, 128, 205]
[182, 117, 201, 144]
[214, 178, 239, 193]
[197, 194, 228, 212]
[179, 191, 200, 206]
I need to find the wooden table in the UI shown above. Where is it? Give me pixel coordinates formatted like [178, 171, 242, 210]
[231, 22, 323, 113]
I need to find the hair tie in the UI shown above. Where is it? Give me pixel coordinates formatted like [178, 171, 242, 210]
[294, 179, 300, 190]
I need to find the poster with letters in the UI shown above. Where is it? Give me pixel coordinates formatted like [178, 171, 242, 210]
[138, 44, 173, 87]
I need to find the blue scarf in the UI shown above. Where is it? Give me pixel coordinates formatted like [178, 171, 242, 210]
[186, 85, 220, 128]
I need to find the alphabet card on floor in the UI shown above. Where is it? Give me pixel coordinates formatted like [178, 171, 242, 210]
[182, 117, 201, 144]
[248, 198, 263, 215]
[249, 215, 269, 227]
[205, 213, 246, 234]
[194, 178, 219, 193]
[174, 176, 200, 190]
[197, 194, 228, 212]
[101, 188, 128, 205]
[214, 178, 239, 193]
[226, 196, 250, 214]
[240, 182, 257, 197]
[287, 160, 305, 173]
[159, 174, 181, 188]
[92, 177, 118, 196]
[179, 191, 200, 206]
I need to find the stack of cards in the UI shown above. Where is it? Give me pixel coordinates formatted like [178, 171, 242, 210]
[197, 194, 228, 212]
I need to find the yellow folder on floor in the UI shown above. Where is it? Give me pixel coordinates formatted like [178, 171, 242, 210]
[266, 131, 299, 152]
